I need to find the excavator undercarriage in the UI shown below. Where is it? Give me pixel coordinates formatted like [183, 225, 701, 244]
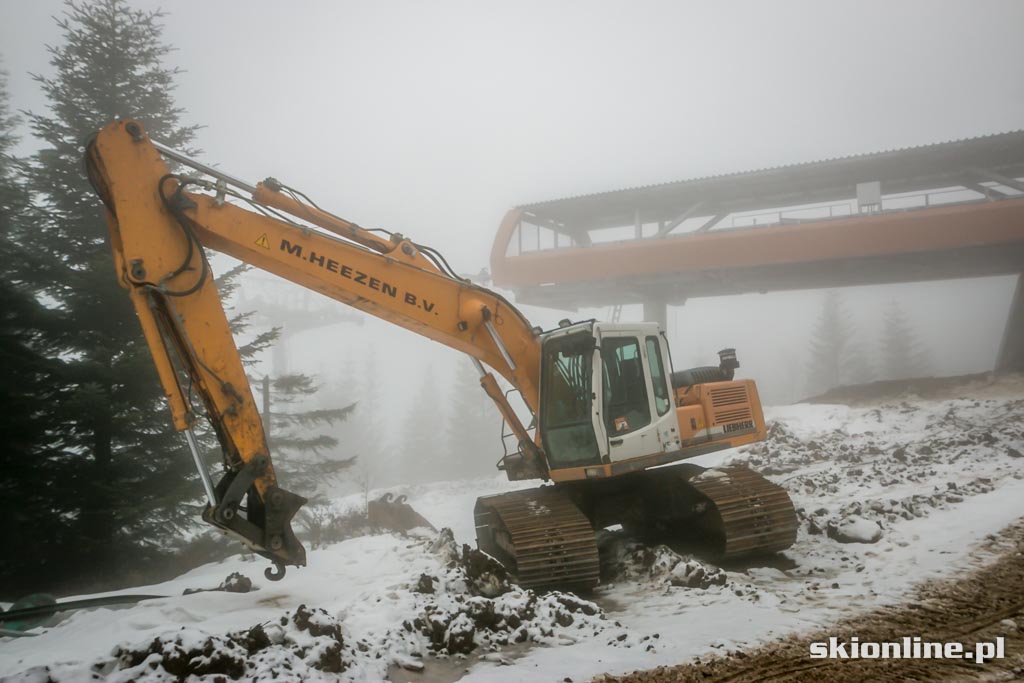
[475, 463, 798, 591]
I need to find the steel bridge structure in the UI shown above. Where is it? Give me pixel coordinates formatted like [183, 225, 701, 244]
[490, 131, 1024, 372]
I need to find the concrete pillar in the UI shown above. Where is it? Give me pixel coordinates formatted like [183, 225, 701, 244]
[643, 298, 668, 331]
[996, 273, 1024, 373]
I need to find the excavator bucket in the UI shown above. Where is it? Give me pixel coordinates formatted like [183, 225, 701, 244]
[367, 493, 436, 533]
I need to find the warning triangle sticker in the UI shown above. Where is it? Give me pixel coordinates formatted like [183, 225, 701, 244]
[254, 233, 270, 249]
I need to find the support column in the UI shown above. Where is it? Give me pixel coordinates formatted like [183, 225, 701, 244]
[996, 274, 1024, 373]
[643, 298, 668, 331]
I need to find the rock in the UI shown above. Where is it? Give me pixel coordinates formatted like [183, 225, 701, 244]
[444, 613, 477, 654]
[668, 559, 728, 589]
[182, 572, 253, 595]
[827, 516, 882, 544]
[1008, 448, 1023, 459]
[414, 573, 436, 594]
[393, 654, 425, 672]
[220, 572, 253, 593]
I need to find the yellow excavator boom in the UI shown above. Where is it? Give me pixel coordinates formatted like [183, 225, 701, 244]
[85, 119, 797, 588]
[85, 120, 544, 576]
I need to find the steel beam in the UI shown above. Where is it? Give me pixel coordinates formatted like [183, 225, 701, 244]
[694, 214, 726, 233]
[968, 167, 1024, 193]
[656, 201, 706, 238]
[961, 181, 1012, 200]
[520, 212, 575, 238]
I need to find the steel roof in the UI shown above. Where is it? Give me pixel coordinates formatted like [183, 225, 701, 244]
[516, 130, 1024, 231]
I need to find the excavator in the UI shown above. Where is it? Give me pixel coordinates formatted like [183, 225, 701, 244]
[84, 119, 798, 589]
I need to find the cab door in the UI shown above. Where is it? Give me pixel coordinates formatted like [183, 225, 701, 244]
[599, 332, 658, 462]
[646, 334, 682, 453]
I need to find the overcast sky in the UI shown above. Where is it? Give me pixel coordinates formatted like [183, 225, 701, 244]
[1, 1, 1022, 424]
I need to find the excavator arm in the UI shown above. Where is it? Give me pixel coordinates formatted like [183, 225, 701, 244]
[85, 120, 546, 577]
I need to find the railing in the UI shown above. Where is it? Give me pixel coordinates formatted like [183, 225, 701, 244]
[724, 186, 996, 229]
[504, 182, 1022, 257]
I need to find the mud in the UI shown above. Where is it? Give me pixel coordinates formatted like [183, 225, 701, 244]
[596, 519, 1024, 682]
[804, 372, 1024, 406]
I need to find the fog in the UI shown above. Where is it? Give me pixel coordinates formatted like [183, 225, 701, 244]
[2, 0, 1021, 488]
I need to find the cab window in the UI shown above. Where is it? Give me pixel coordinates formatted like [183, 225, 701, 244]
[646, 336, 671, 416]
[601, 337, 651, 434]
[540, 333, 601, 468]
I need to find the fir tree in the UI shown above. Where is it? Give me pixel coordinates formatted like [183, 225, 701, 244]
[401, 364, 448, 484]
[17, 0, 201, 586]
[844, 340, 875, 387]
[805, 291, 872, 395]
[879, 300, 931, 380]
[443, 360, 504, 480]
[0, 61, 82, 594]
[255, 372, 357, 502]
[351, 350, 394, 487]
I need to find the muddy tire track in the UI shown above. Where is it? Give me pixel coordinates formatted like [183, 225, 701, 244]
[596, 520, 1024, 682]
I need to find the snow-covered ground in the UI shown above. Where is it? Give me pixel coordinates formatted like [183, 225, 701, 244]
[2, 378, 1023, 682]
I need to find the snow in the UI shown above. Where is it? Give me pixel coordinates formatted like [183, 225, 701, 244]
[2, 386, 1023, 682]
[830, 515, 882, 543]
[690, 468, 730, 484]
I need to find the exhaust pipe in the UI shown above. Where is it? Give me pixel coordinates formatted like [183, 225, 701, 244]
[718, 348, 739, 381]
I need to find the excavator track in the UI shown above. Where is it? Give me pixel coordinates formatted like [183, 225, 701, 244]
[681, 465, 799, 560]
[474, 488, 600, 591]
[474, 465, 797, 591]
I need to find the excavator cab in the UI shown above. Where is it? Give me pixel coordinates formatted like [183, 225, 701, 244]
[537, 322, 682, 481]
[480, 321, 797, 590]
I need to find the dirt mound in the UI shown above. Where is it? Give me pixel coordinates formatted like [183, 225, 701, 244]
[736, 399, 1024, 540]
[14, 604, 354, 682]
[393, 527, 633, 662]
[429, 527, 512, 598]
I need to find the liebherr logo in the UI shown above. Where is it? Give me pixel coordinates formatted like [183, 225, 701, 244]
[279, 238, 438, 314]
[723, 419, 755, 433]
